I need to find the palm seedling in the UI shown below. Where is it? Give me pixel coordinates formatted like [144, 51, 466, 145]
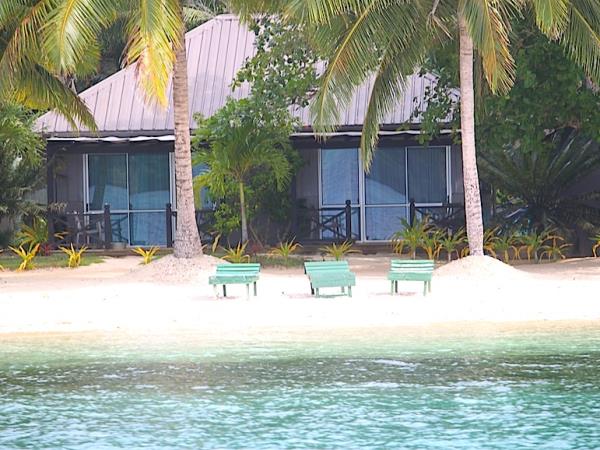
[520, 229, 556, 263]
[392, 218, 431, 260]
[491, 232, 521, 262]
[320, 241, 358, 261]
[420, 228, 443, 260]
[435, 229, 467, 262]
[269, 239, 302, 267]
[223, 242, 251, 263]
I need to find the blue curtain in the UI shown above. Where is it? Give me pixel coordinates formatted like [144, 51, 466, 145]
[321, 148, 359, 205]
[365, 147, 406, 205]
[407, 147, 447, 203]
[129, 153, 170, 210]
[88, 154, 128, 210]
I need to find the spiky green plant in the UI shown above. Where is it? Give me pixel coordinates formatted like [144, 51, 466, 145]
[592, 234, 600, 257]
[540, 236, 571, 261]
[132, 246, 159, 265]
[435, 229, 467, 262]
[320, 241, 357, 261]
[60, 244, 88, 268]
[9, 243, 40, 271]
[269, 239, 301, 266]
[223, 242, 251, 263]
[392, 218, 431, 259]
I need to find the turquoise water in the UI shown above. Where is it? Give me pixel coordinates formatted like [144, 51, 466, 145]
[1, 328, 600, 449]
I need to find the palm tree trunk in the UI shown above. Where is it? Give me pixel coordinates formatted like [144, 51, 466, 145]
[239, 181, 248, 243]
[458, 13, 484, 256]
[172, 14, 203, 258]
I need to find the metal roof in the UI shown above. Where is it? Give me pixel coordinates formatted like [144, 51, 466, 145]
[36, 14, 441, 137]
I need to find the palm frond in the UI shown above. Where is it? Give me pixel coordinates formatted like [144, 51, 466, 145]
[124, 0, 182, 107]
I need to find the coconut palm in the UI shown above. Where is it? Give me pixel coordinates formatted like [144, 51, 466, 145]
[231, 0, 600, 256]
[1, 0, 227, 258]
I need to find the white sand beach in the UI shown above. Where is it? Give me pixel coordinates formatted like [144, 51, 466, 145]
[1, 255, 599, 336]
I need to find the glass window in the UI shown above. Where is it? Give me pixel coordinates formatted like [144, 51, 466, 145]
[321, 148, 359, 205]
[407, 147, 447, 203]
[130, 212, 166, 246]
[365, 207, 407, 241]
[109, 213, 130, 243]
[88, 154, 128, 210]
[365, 147, 406, 205]
[129, 153, 170, 210]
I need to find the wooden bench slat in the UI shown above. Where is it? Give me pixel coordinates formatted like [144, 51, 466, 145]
[388, 259, 433, 296]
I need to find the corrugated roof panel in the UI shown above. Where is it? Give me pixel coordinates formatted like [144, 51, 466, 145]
[36, 15, 446, 136]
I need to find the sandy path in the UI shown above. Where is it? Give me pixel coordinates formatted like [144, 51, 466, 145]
[0, 255, 599, 335]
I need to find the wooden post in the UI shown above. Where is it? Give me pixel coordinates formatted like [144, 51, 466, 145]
[410, 199, 416, 226]
[344, 200, 352, 241]
[166, 203, 173, 248]
[103, 204, 112, 250]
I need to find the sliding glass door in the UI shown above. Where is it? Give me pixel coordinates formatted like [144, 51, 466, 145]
[319, 145, 450, 241]
[86, 152, 171, 246]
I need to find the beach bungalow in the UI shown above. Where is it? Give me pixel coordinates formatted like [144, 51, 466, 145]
[36, 14, 464, 248]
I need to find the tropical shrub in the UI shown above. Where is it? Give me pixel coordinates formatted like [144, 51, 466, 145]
[269, 239, 301, 267]
[592, 234, 600, 257]
[435, 229, 466, 262]
[9, 243, 40, 271]
[222, 242, 251, 263]
[320, 241, 357, 261]
[392, 218, 432, 259]
[541, 236, 571, 261]
[60, 245, 88, 268]
[132, 246, 159, 265]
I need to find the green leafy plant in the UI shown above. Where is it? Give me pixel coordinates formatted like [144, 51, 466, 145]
[592, 234, 600, 257]
[269, 239, 302, 266]
[541, 235, 571, 261]
[60, 244, 88, 268]
[16, 217, 66, 255]
[392, 218, 432, 259]
[420, 228, 443, 260]
[520, 229, 557, 263]
[491, 232, 521, 262]
[320, 241, 357, 261]
[132, 246, 159, 265]
[435, 229, 466, 262]
[9, 243, 40, 271]
[222, 242, 251, 263]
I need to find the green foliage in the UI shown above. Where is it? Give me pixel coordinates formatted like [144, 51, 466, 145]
[480, 128, 600, 234]
[0, 103, 44, 223]
[592, 234, 600, 257]
[9, 243, 39, 271]
[132, 246, 159, 265]
[519, 229, 560, 263]
[192, 17, 316, 243]
[435, 229, 466, 262]
[60, 244, 88, 268]
[222, 242, 251, 263]
[541, 235, 571, 261]
[391, 218, 433, 259]
[269, 239, 301, 266]
[320, 241, 357, 261]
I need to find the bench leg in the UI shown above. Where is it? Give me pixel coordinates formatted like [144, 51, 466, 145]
[428, 280, 432, 294]
[348, 286, 352, 298]
[315, 288, 320, 298]
[423, 282, 427, 296]
[311, 286, 314, 296]
[223, 285, 227, 297]
[254, 282, 257, 297]
[213, 285, 218, 298]
[341, 286, 345, 294]
[395, 281, 398, 294]
[390, 281, 394, 295]
[246, 284, 250, 300]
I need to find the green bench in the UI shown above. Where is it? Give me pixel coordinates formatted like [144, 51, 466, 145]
[209, 263, 260, 299]
[304, 261, 356, 298]
[388, 259, 434, 296]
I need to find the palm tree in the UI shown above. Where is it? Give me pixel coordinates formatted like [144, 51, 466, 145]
[2, 0, 224, 258]
[193, 100, 293, 243]
[232, 0, 599, 256]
